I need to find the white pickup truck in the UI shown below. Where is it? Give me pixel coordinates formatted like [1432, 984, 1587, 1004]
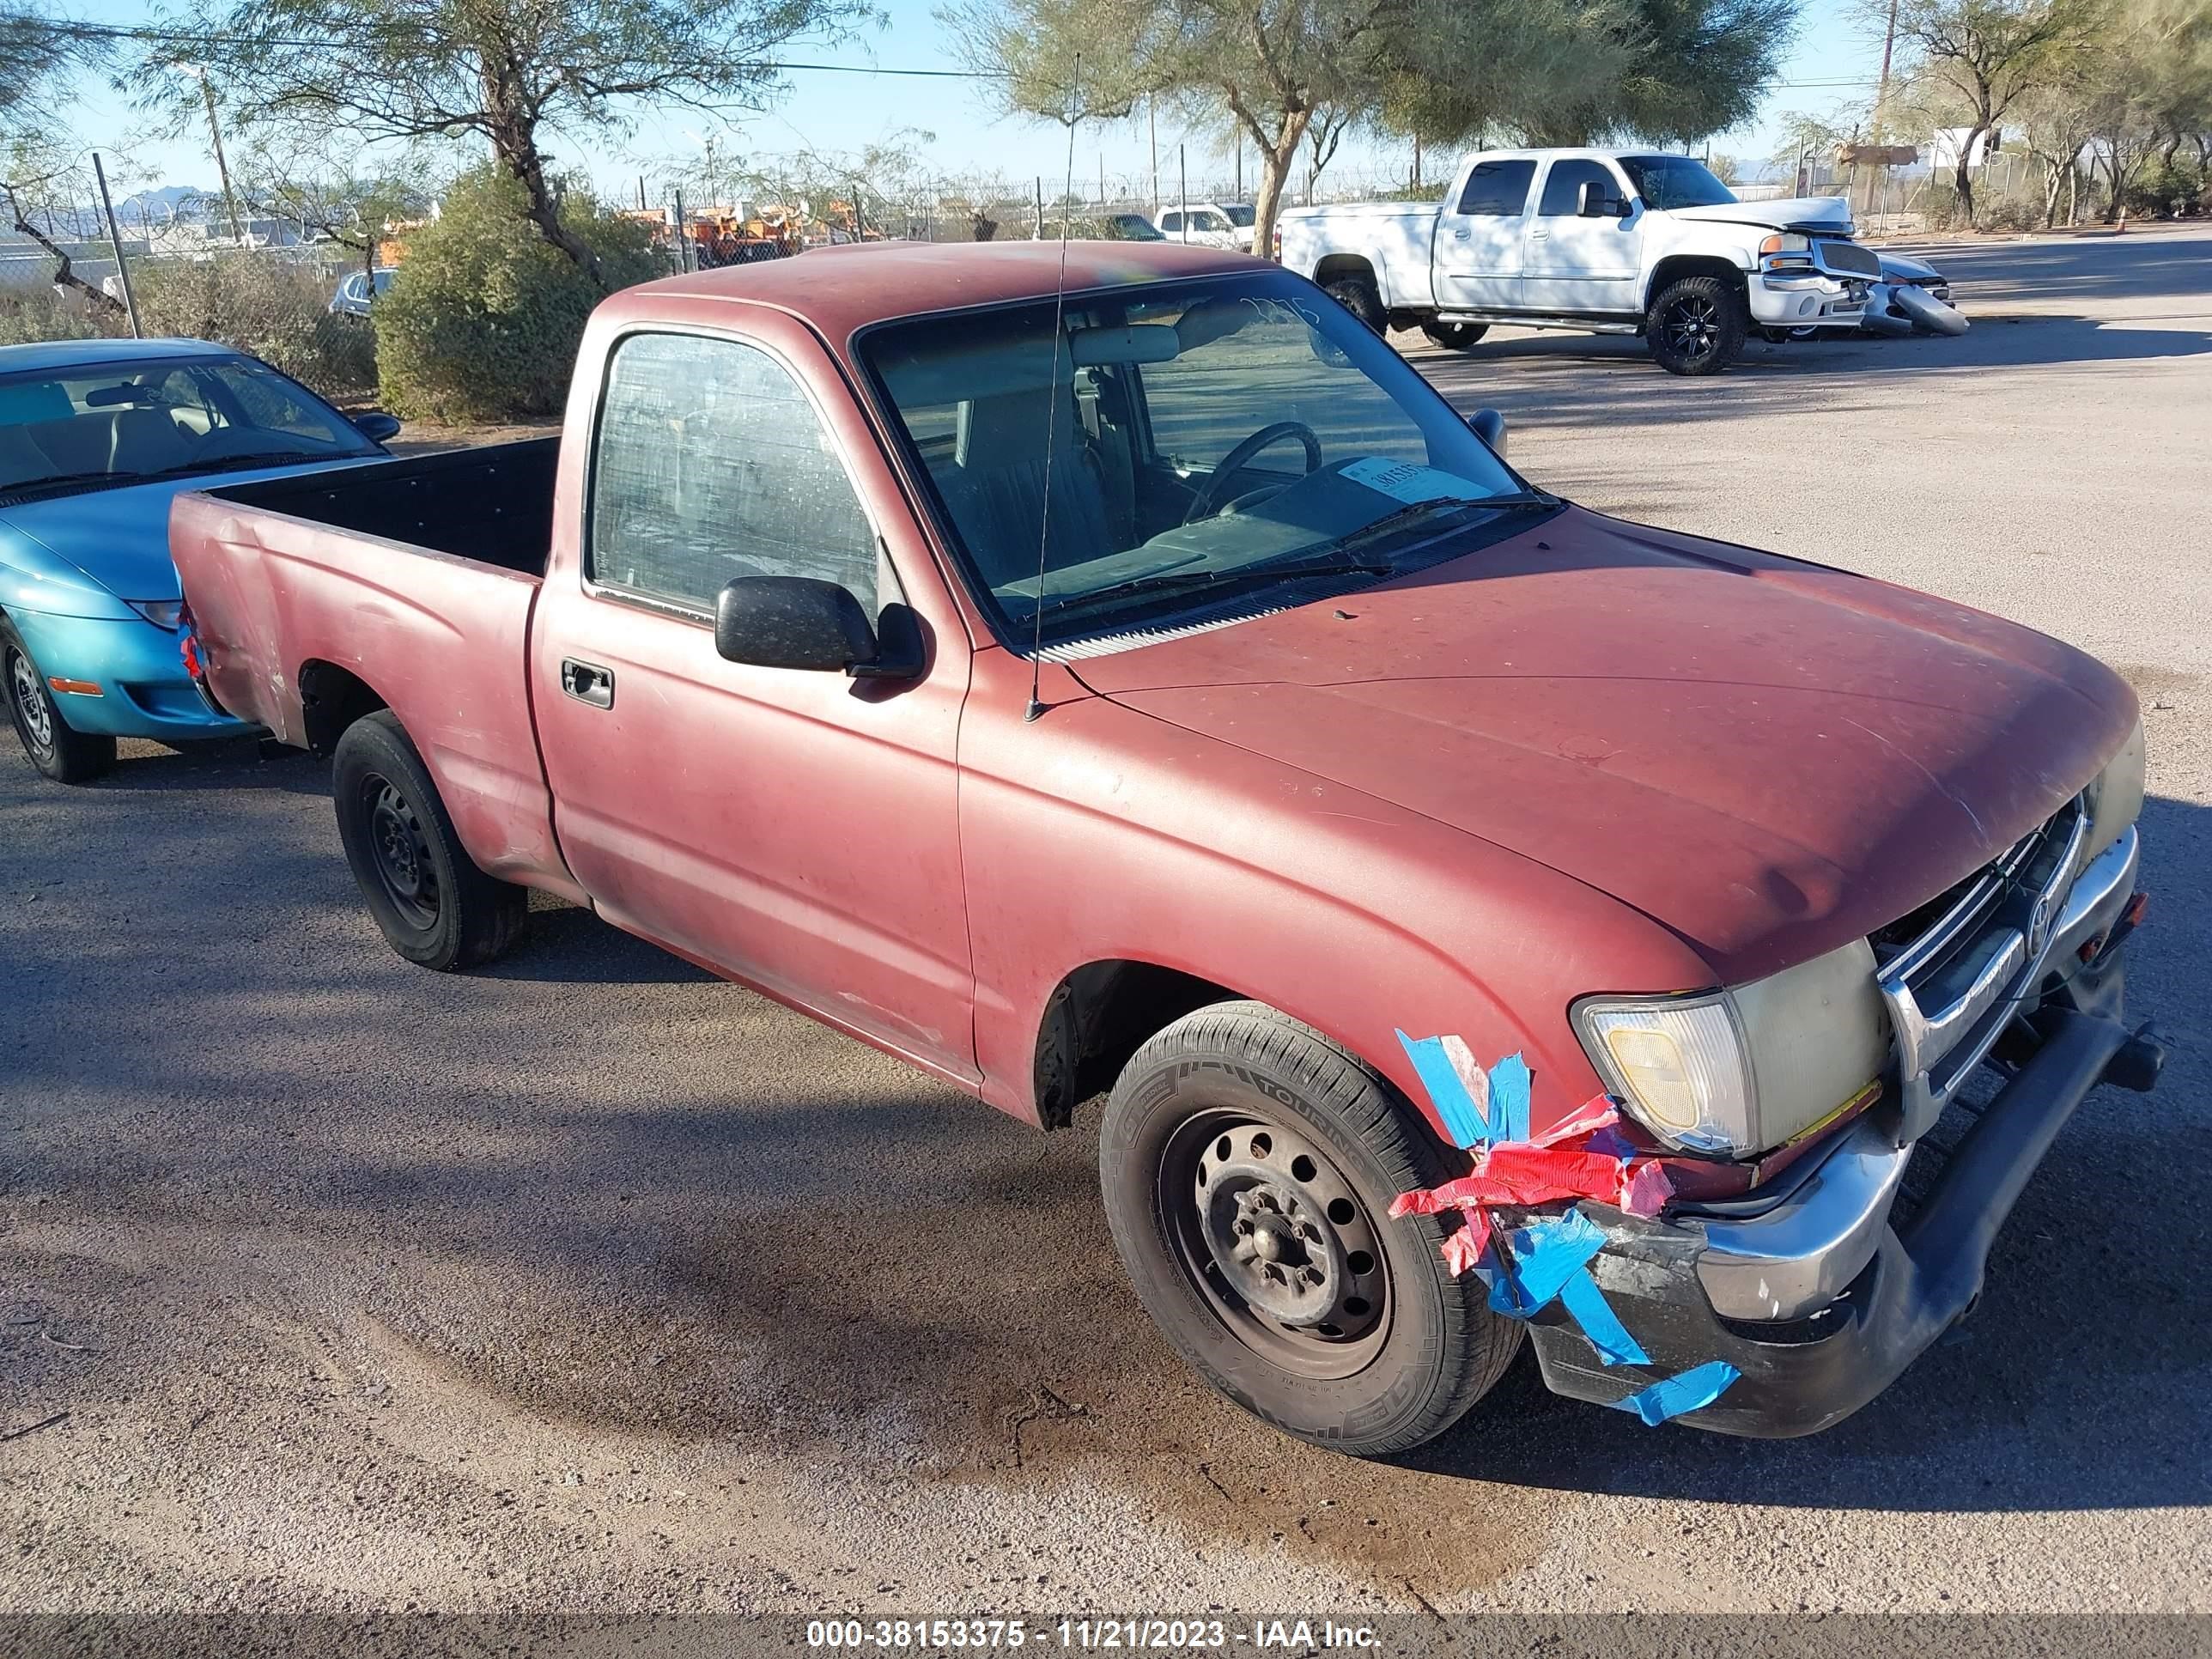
[1275, 149, 1879, 375]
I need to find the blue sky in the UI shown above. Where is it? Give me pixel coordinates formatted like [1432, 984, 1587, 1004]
[66, 0, 1883, 201]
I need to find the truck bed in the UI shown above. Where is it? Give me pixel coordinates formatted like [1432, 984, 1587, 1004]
[203, 436, 558, 576]
[171, 434, 574, 896]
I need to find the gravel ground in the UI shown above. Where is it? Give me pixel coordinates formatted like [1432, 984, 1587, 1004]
[2, 226, 2208, 1631]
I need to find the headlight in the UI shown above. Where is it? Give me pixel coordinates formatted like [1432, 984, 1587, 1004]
[2083, 715, 2145, 862]
[1758, 233, 1812, 256]
[1573, 939, 1889, 1158]
[126, 599, 185, 629]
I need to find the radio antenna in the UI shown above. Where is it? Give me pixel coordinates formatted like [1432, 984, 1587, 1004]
[1024, 55, 1081, 723]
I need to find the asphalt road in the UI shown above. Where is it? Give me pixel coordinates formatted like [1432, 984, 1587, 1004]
[3, 226, 2209, 1631]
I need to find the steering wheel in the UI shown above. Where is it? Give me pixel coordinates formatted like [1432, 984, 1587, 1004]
[1182, 421, 1323, 525]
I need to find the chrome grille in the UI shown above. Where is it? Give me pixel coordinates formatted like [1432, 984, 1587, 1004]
[1875, 799, 2088, 1139]
[1815, 240, 1881, 279]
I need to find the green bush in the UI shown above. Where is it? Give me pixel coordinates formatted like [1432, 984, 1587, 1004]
[373, 166, 657, 423]
[131, 254, 377, 398]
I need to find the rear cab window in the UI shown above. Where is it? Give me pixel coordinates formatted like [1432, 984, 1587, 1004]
[1455, 160, 1537, 216]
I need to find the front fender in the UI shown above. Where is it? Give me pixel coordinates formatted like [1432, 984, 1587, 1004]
[957, 672, 1716, 1146]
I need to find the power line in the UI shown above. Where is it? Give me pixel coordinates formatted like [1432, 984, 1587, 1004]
[48, 19, 1009, 75]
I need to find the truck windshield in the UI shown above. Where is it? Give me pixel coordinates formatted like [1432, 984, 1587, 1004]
[860, 270, 1543, 650]
[0, 356, 377, 499]
[1619, 156, 1737, 211]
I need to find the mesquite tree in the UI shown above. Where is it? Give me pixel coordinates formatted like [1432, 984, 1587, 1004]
[135, 0, 872, 289]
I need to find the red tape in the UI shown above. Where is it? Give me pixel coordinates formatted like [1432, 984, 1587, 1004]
[1392, 1086, 1676, 1273]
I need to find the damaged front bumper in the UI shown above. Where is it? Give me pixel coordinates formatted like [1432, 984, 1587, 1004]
[1528, 824, 2160, 1437]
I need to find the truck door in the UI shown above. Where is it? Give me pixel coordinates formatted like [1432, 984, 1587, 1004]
[1522, 158, 1643, 315]
[1432, 157, 1537, 312]
[528, 320, 979, 1085]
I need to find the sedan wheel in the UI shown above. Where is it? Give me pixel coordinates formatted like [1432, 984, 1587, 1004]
[0, 623, 115, 784]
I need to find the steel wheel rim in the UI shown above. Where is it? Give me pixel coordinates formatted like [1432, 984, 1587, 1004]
[9, 650, 52, 753]
[1666, 296, 1719, 360]
[362, 772, 440, 929]
[1158, 1106, 1392, 1379]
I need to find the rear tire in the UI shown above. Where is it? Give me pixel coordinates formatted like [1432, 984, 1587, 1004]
[1099, 1000, 1521, 1457]
[1420, 320, 1489, 350]
[1322, 273, 1387, 334]
[331, 710, 527, 970]
[2, 620, 114, 784]
[1644, 275, 1747, 376]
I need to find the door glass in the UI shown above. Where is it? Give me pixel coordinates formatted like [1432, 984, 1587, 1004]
[1538, 161, 1620, 216]
[1455, 161, 1536, 216]
[589, 333, 878, 614]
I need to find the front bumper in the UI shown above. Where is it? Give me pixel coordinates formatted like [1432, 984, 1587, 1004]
[7, 605, 256, 742]
[1751, 269, 1869, 329]
[1528, 824, 2155, 1437]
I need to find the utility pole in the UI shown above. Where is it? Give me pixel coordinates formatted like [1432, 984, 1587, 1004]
[1875, 0, 1900, 136]
[92, 152, 141, 337]
[1234, 133, 1243, 198]
[1177, 145, 1187, 240]
[1148, 96, 1158, 210]
[187, 69, 244, 246]
[1413, 133, 1422, 191]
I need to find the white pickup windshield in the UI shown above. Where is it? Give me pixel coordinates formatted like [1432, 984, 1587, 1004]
[861, 270, 1542, 649]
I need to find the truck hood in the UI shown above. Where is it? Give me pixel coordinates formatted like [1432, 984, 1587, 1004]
[1072, 507, 2136, 984]
[0, 457, 381, 607]
[1662, 195, 1854, 235]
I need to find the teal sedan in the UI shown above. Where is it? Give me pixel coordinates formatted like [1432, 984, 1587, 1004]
[0, 337, 399, 782]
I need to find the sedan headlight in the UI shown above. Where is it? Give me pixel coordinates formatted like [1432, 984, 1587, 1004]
[2083, 715, 2145, 862]
[1573, 939, 1890, 1158]
[126, 599, 185, 629]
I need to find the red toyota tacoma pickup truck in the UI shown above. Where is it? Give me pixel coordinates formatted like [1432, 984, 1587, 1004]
[172, 240, 2160, 1455]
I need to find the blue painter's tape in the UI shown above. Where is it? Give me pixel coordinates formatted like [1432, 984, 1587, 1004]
[1608, 1361, 1742, 1425]
[1397, 1030, 1490, 1149]
[1557, 1267, 1650, 1366]
[1488, 1051, 1532, 1144]
[1487, 1207, 1607, 1316]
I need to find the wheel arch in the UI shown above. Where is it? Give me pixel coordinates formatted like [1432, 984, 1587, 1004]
[1030, 958, 1262, 1131]
[297, 659, 391, 758]
[1643, 253, 1749, 315]
[1313, 252, 1381, 294]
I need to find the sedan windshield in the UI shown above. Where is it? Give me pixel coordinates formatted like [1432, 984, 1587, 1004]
[1618, 155, 1737, 211]
[0, 356, 378, 498]
[860, 269, 1545, 650]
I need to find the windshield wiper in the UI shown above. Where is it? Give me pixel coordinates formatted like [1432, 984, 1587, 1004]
[0, 470, 136, 497]
[1332, 491, 1557, 551]
[1036, 555, 1398, 617]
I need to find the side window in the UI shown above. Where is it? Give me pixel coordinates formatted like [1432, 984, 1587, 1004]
[588, 332, 878, 615]
[1455, 160, 1536, 216]
[1538, 160, 1622, 216]
[1158, 210, 1182, 233]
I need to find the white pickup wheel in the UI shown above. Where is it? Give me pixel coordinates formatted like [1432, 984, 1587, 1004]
[1098, 1000, 1521, 1456]
[1645, 275, 1747, 376]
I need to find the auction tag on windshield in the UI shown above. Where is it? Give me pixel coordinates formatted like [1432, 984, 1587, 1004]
[1340, 456, 1486, 505]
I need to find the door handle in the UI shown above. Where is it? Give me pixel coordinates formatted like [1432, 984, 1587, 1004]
[561, 658, 614, 708]
[1452, 228, 1470, 240]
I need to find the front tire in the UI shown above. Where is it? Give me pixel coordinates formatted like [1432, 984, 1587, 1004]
[331, 710, 527, 970]
[1645, 275, 1747, 376]
[1322, 273, 1387, 335]
[1420, 320, 1488, 350]
[2, 621, 114, 784]
[1099, 1001, 1522, 1457]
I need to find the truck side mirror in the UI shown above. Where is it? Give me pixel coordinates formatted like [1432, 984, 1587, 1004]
[1578, 182, 1627, 219]
[1470, 408, 1507, 455]
[715, 574, 881, 673]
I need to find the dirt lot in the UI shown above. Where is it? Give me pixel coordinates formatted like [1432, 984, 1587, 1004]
[3, 227, 2209, 1626]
